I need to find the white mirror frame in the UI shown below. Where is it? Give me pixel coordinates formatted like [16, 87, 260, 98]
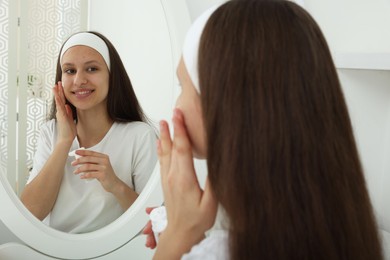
[0, 0, 191, 259]
[0, 164, 163, 259]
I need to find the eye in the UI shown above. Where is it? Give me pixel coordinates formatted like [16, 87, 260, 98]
[64, 68, 76, 74]
[87, 67, 98, 72]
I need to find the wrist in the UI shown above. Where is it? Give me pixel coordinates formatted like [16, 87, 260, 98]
[109, 177, 126, 195]
[54, 139, 73, 152]
[109, 180, 138, 210]
[154, 226, 205, 260]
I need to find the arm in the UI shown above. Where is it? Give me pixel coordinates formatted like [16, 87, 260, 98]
[21, 82, 76, 220]
[20, 139, 72, 220]
[109, 176, 140, 210]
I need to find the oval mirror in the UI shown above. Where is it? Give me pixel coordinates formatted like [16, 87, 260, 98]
[0, 0, 191, 259]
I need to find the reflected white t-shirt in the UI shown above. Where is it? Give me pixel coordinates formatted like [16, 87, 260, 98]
[27, 120, 157, 233]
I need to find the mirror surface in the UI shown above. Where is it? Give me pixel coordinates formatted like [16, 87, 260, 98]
[1, 0, 190, 258]
[2, 0, 161, 232]
[0, 0, 182, 235]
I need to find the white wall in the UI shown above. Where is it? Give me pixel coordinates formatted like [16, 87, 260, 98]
[339, 69, 390, 213]
[303, 0, 390, 54]
[185, 0, 226, 21]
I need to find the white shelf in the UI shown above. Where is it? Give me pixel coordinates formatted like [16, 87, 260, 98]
[333, 52, 390, 70]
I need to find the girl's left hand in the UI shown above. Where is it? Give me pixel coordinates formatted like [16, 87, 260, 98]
[71, 150, 120, 192]
[154, 109, 218, 258]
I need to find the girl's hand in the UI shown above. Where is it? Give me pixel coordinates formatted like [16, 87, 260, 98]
[155, 108, 218, 257]
[71, 149, 121, 193]
[143, 207, 158, 249]
[53, 81, 76, 144]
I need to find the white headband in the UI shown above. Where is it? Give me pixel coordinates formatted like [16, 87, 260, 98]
[182, 4, 221, 93]
[60, 32, 110, 71]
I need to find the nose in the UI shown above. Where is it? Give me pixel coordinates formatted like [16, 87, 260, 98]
[74, 70, 88, 87]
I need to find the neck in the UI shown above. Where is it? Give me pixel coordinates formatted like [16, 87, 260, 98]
[76, 109, 114, 148]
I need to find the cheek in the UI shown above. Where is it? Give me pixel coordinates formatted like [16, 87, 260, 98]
[94, 75, 110, 95]
[61, 76, 70, 89]
[177, 101, 206, 158]
[174, 92, 184, 109]
[185, 111, 206, 159]
[103, 83, 110, 96]
[60, 78, 72, 99]
[175, 94, 194, 130]
[174, 91, 193, 116]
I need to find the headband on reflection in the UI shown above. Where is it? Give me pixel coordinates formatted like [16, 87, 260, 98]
[182, 4, 221, 93]
[60, 32, 111, 71]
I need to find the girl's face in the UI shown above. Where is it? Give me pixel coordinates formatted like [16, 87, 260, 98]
[175, 57, 207, 159]
[61, 45, 110, 113]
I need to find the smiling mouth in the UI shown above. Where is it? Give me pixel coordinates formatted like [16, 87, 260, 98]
[72, 89, 94, 97]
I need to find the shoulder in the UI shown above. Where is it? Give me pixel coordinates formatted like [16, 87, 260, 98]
[42, 118, 56, 128]
[109, 122, 157, 148]
[113, 121, 156, 137]
[39, 119, 57, 136]
[182, 230, 230, 260]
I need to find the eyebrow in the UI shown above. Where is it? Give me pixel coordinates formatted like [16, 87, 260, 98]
[62, 60, 102, 67]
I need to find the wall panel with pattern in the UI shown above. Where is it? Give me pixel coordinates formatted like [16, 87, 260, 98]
[0, 0, 87, 194]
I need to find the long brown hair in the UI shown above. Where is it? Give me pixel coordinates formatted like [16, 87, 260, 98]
[199, 0, 382, 259]
[49, 31, 148, 123]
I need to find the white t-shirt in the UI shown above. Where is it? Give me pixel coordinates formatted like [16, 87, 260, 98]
[182, 205, 230, 259]
[27, 119, 157, 233]
[182, 230, 229, 260]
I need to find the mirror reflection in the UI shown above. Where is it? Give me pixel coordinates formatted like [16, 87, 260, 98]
[20, 31, 158, 233]
[0, 0, 158, 233]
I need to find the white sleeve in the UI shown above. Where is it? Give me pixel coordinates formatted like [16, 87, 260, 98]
[27, 121, 55, 184]
[132, 126, 158, 193]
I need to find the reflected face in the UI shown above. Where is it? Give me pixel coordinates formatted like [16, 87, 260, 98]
[61, 46, 110, 112]
[176, 57, 207, 159]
